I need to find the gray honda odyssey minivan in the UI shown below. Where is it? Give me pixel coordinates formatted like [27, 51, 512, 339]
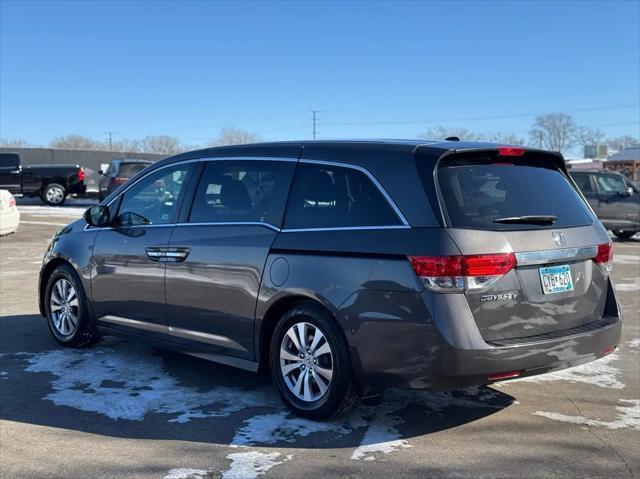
[39, 140, 622, 419]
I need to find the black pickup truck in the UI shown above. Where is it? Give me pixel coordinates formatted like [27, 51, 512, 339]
[0, 153, 86, 205]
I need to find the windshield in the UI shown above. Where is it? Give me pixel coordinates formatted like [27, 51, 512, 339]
[437, 164, 594, 230]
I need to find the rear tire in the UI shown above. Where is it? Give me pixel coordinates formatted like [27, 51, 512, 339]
[42, 183, 67, 206]
[270, 301, 357, 420]
[613, 230, 637, 240]
[44, 264, 101, 347]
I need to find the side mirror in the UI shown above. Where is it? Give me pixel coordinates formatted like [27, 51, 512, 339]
[619, 188, 633, 197]
[83, 205, 111, 227]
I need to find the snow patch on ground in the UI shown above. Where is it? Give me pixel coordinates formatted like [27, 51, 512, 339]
[616, 277, 640, 292]
[164, 468, 213, 479]
[231, 410, 355, 446]
[23, 340, 277, 422]
[533, 399, 640, 430]
[629, 338, 640, 349]
[508, 353, 623, 389]
[222, 451, 284, 479]
[17, 205, 87, 218]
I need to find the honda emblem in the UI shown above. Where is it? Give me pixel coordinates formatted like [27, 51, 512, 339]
[552, 232, 567, 247]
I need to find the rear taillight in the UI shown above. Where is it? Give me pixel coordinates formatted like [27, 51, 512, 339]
[8, 196, 16, 208]
[408, 253, 516, 292]
[498, 146, 525, 156]
[77, 167, 85, 182]
[113, 177, 128, 185]
[594, 242, 613, 273]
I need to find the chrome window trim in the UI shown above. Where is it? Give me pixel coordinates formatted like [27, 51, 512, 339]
[281, 225, 410, 233]
[177, 221, 281, 232]
[87, 156, 414, 233]
[297, 158, 410, 227]
[515, 245, 598, 266]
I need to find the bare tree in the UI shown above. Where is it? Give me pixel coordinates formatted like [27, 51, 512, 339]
[0, 138, 35, 148]
[49, 134, 103, 150]
[138, 135, 186, 155]
[606, 135, 639, 151]
[211, 127, 262, 146]
[420, 127, 526, 145]
[575, 126, 606, 147]
[529, 113, 577, 153]
[420, 126, 485, 142]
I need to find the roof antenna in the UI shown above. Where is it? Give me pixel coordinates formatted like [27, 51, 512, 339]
[445, 136, 460, 141]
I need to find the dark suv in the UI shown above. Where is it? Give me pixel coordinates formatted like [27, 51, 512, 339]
[571, 170, 640, 240]
[39, 140, 622, 419]
[98, 158, 153, 201]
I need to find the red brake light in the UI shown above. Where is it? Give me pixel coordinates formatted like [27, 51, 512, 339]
[113, 177, 128, 184]
[408, 253, 516, 292]
[464, 253, 516, 276]
[498, 147, 525, 156]
[77, 167, 85, 182]
[594, 243, 613, 264]
[408, 256, 463, 277]
[8, 196, 16, 208]
[594, 242, 613, 272]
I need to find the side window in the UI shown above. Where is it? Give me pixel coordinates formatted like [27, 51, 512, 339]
[595, 175, 626, 195]
[572, 174, 593, 193]
[117, 164, 191, 226]
[284, 162, 402, 229]
[0, 154, 19, 170]
[189, 160, 295, 226]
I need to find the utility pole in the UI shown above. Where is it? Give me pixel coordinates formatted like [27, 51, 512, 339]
[311, 110, 318, 140]
[106, 131, 115, 151]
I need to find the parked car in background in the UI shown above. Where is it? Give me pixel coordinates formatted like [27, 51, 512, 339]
[0, 153, 87, 206]
[98, 159, 153, 201]
[0, 189, 20, 236]
[571, 170, 640, 240]
[40, 140, 621, 419]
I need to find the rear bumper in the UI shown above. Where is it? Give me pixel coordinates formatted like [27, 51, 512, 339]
[342, 286, 622, 393]
[423, 317, 621, 390]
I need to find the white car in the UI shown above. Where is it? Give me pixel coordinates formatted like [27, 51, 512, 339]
[0, 189, 20, 236]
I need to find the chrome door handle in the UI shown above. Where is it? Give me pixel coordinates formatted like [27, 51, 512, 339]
[146, 247, 190, 262]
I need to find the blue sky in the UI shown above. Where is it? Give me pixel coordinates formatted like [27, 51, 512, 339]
[1, 0, 639, 149]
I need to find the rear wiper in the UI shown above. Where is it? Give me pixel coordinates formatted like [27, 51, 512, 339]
[494, 215, 558, 225]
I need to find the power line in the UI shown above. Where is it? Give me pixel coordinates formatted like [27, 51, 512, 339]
[318, 103, 640, 127]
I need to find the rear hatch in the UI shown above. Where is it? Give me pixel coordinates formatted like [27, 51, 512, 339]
[416, 147, 615, 344]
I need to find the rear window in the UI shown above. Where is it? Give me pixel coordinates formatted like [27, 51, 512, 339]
[437, 164, 594, 230]
[119, 162, 150, 177]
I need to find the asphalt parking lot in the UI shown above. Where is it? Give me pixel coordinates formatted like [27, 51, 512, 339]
[1, 202, 638, 479]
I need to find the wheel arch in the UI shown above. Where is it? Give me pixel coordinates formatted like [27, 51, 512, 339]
[39, 257, 77, 317]
[256, 293, 340, 371]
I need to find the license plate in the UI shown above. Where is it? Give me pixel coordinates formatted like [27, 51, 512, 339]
[539, 264, 574, 294]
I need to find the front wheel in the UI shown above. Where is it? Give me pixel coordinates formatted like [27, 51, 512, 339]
[45, 264, 101, 347]
[613, 230, 637, 240]
[270, 302, 357, 420]
[42, 183, 67, 206]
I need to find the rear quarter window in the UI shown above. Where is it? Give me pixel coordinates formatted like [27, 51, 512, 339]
[437, 163, 594, 230]
[284, 162, 402, 229]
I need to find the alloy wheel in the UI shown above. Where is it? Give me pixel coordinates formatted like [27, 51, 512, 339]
[280, 321, 334, 402]
[50, 278, 79, 336]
